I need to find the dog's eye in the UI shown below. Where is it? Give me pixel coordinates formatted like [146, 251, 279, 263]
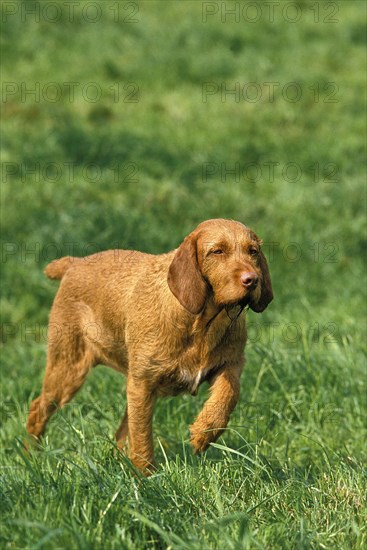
[212, 249, 224, 255]
[249, 248, 258, 256]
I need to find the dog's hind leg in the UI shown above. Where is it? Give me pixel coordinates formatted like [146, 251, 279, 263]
[26, 323, 94, 442]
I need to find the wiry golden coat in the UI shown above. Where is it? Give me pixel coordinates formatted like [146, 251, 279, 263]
[26, 219, 273, 474]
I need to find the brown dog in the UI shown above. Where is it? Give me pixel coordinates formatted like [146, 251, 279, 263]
[26, 219, 273, 473]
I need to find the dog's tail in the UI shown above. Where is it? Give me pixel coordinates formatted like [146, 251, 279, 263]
[44, 256, 82, 280]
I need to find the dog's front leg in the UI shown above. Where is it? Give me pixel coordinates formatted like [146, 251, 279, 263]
[190, 363, 242, 453]
[126, 374, 156, 475]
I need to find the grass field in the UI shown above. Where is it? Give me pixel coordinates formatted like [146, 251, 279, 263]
[1, 0, 366, 548]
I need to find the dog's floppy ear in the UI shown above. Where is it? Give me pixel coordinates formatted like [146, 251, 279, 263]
[250, 250, 273, 313]
[167, 233, 208, 314]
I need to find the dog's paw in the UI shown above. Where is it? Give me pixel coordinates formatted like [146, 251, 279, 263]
[190, 423, 221, 454]
[190, 430, 210, 454]
[128, 454, 156, 477]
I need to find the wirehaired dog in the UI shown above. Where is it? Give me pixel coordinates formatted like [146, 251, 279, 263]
[26, 219, 273, 473]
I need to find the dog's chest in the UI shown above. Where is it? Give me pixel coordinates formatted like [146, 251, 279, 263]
[157, 332, 236, 397]
[155, 309, 246, 397]
[157, 362, 219, 397]
[180, 364, 219, 395]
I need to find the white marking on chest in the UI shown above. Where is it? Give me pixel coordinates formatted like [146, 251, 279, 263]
[178, 365, 218, 396]
[191, 366, 212, 395]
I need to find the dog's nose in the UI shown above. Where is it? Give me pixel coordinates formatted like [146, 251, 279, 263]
[241, 272, 258, 289]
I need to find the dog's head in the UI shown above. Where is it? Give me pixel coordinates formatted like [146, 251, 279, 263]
[168, 219, 273, 314]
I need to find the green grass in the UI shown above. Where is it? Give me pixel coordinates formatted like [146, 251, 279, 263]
[1, 0, 366, 548]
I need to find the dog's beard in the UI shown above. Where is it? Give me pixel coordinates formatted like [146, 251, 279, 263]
[213, 285, 257, 310]
[227, 292, 253, 309]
